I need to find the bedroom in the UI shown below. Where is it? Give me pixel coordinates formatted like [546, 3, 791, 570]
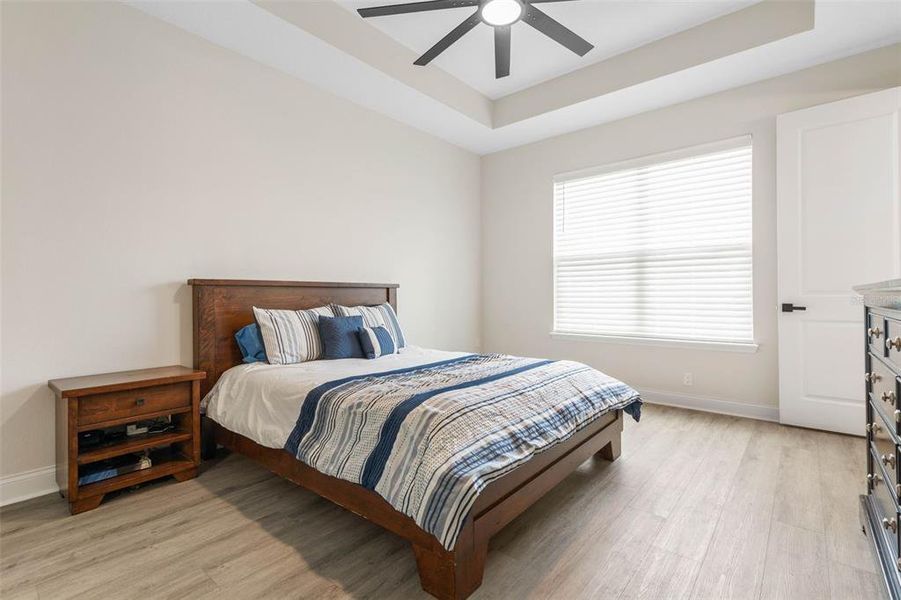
[1, 0, 900, 598]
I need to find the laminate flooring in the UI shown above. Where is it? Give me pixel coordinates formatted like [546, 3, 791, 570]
[0, 405, 884, 599]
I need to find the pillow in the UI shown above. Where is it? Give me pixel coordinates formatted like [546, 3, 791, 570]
[331, 302, 406, 350]
[319, 315, 365, 360]
[234, 323, 267, 363]
[358, 326, 397, 359]
[252, 305, 334, 364]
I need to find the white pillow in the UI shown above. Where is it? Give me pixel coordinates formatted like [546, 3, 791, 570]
[253, 305, 334, 364]
[331, 302, 406, 350]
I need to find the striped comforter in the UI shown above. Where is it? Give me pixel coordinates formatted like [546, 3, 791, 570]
[284, 354, 641, 549]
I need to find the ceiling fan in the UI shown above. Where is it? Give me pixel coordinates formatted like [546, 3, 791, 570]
[357, 0, 593, 79]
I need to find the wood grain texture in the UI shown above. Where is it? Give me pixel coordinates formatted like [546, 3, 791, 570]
[76, 382, 190, 426]
[189, 279, 397, 399]
[0, 405, 883, 600]
[188, 279, 399, 289]
[76, 431, 193, 465]
[48, 365, 205, 397]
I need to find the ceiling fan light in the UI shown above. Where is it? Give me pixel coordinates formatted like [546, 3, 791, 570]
[480, 0, 522, 27]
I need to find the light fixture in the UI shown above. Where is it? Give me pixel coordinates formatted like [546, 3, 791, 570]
[479, 0, 522, 26]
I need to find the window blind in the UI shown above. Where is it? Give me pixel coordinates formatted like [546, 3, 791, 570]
[553, 137, 753, 345]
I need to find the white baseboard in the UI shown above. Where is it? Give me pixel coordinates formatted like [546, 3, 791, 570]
[0, 465, 58, 507]
[640, 388, 780, 422]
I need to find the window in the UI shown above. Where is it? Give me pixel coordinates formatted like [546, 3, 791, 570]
[553, 137, 754, 349]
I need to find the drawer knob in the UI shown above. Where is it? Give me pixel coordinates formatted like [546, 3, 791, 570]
[866, 372, 883, 384]
[135, 398, 145, 407]
[882, 391, 897, 406]
[869, 473, 883, 487]
[882, 453, 896, 469]
[870, 326, 884, 339]
[884, 517, 897, 533]
[888, 337, 901, 351]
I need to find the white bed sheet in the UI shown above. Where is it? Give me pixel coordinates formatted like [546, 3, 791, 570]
[202, 346, 468, 450]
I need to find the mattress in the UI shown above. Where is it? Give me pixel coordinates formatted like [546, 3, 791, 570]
[203, 347, 470, 449]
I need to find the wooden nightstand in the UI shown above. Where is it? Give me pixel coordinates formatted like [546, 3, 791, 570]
[49, 365, 206, 514]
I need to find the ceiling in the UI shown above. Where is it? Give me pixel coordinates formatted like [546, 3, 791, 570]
[128, 0, 901, 154]
[341, 0, 760, 99]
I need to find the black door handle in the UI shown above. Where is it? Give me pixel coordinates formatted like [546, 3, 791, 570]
[782, 303, 807, 313]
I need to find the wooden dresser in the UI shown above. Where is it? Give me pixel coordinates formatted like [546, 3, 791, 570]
[858, 280, 901, 599]
[49, 366, 206, 514]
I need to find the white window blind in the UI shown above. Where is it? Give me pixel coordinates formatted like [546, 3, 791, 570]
[553, 137, 753, 345]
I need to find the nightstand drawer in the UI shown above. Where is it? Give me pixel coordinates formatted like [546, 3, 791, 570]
[78, 382, 191, 426]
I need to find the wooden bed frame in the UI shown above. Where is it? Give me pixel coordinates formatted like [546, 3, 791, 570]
[190, 279, 624, 600]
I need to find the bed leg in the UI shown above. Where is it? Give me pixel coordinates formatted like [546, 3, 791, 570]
[597, 433, 622, 462]
[412, 522, 486, 600]
[201, 415, 217, 460]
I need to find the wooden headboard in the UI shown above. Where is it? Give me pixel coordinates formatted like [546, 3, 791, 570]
[189, 279, 398, 397]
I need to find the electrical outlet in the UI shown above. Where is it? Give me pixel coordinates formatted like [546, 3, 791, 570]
[683, 372, 693, 386]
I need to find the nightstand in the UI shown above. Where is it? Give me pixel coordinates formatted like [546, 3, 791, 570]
[48, 365, 206, 514]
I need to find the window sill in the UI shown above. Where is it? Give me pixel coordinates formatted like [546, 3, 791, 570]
[549, 331, 759, 353]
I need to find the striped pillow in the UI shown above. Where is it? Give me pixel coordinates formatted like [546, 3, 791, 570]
[252, 305, 334, 364]
[331, 302, 406, 350]
[358, 326, 397, 359]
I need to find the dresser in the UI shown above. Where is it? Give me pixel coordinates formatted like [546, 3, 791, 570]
[858, 280, 901, 599]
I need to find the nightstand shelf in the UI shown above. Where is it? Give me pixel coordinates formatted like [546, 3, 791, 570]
[75, 406, 192, 432]
[79, 458, 196, 500]
[77, 430, 193, 465]
[49, 365, 206, 514]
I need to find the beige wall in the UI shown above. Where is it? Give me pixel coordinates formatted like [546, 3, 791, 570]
[481, 45, 901, 414]
[0, 2, 481, 482]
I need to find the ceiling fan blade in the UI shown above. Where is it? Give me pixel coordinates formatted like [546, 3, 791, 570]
[414, 12, 481, 66]
[495, 26, 511, 79]
[522, 4, 593, 56]
[358, 0, 478, 18]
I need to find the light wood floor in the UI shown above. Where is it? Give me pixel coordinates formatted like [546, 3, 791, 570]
[0, 405, 885, 599]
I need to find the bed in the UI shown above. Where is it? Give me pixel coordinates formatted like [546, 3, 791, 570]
[190, 279, 640, 600]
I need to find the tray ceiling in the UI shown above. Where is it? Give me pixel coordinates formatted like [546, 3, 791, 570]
[341, 0, 760, 99]
[128, 0, 901, 154]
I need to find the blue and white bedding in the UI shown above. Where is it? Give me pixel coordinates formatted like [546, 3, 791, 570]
[203, 347, 640, 549]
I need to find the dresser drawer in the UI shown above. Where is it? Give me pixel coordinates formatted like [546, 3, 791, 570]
[871, 408, 900, 500]
[77, 382, 191, 426]
[869, 355, 900, 430]
[870, 313, 888, 357]
[872, 446, 901, 558]
[886, 318, 901, 369]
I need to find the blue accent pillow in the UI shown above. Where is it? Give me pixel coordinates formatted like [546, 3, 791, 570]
[358, 326, 396, 359]
[235, 323, 267, 363]
[319, 315, 365, 360]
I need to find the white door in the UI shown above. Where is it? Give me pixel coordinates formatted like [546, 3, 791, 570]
[777, 87, 901, 435]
